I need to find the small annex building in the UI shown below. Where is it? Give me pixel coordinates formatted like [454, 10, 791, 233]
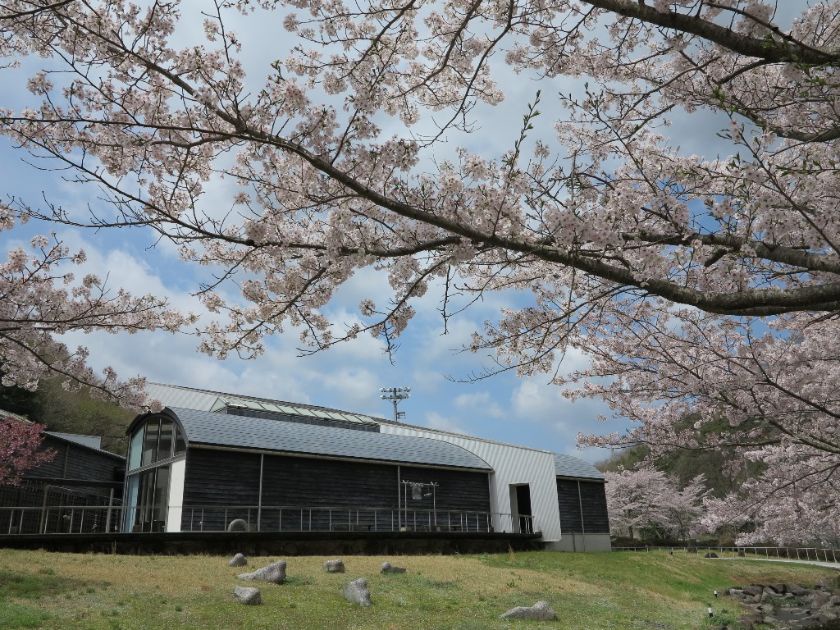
[0, 409, 125, 534]
[127, 383, 610, 550]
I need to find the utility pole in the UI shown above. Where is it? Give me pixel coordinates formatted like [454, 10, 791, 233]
[380, 387, 410, 422]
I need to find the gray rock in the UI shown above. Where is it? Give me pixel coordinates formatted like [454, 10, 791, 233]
[704, 552, 719, 559]
[500, 601, 557, 621]
[381, 562, 407, 574]
[229, 553, 248, 567]
[227, 518, 250, 532]
[325, 559, 345, 573]
[233, 585, 262, 605]
[238, 560, 287, 584]
[809, 591, 831, 608]
[742, 585, 763, 597]
[343, 578, 372, 607]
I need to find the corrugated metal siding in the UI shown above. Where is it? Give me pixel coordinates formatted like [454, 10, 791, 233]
[378, 425, 562, 541]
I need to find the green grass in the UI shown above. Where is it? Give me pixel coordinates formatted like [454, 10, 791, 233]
[0, 549, 835, 629]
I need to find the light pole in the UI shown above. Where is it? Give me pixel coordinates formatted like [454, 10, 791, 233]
[380, 387, 410, 422]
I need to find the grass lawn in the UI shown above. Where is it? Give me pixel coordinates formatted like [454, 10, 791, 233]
[0, 549, 836, 629]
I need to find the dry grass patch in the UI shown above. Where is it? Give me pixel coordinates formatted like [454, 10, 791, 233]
[0, 549, 836, 629]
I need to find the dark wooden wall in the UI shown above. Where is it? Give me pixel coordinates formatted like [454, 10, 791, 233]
[556, 478, 610, 534]
[579, 481, 610, 534]
[181, 448, 491, 532]
[26, 435, 124, 484]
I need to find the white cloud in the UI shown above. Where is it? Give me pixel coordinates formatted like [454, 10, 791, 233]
[423, 411, 467, 435]
[453, 391, 504, 419]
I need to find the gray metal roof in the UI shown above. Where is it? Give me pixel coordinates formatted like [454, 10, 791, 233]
[170, 407, 491, 471]
[553, 453, 604, 480]
[147, 383, 381, 426]
[48, 432, 102, 450]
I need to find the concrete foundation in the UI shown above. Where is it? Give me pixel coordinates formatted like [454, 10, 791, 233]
[545, 533, 612, 552]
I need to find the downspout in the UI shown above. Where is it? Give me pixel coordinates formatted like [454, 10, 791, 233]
[576, 480, 587, 552]
[257, 454, 264, 532]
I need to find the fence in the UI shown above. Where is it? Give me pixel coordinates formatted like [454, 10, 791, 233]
[2, 503, 537, 536]
[178, 504, 521, 534]
[612, 545, 840, 563]
[2, 504, 122, 535]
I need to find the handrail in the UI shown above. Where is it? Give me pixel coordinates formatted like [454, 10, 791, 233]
[0, 503, 542, 536]
[612, 545, 840, 563]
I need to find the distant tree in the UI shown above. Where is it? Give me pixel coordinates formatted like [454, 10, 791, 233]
[605, 468, 708, 543]
[661, 474, 709, 544]
[604, 468, 671, 540]
[0, 415, 54, 486]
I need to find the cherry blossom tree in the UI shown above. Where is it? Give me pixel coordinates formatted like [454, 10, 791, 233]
[1, 1, 839, 540]
[0, 414, 54, 486]
[605, 468, 672, 540]
[605, 468, 707, 541]
[575, 310, 840, 545]
[0, 206, 191, 407]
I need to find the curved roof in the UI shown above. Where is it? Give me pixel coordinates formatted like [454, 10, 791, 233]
[553, 453, 604, 480]
[167, 407, 491, 471]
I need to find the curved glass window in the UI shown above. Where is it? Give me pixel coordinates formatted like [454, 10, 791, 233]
[127, 416, 186, 472]
[124, 415, 185, 532]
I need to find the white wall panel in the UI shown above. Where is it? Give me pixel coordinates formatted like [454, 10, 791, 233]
[379, 425, 562, 541]
[166, 459, 186, 533]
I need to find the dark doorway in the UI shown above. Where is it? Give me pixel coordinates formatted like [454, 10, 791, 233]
[512, 484, 533, 534]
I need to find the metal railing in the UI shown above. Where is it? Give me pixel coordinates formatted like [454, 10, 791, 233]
[1, 503, 540, 536]
[1, 505, 122, 535]
[178, 504, 498, 534]
[612, 545, 840, 563]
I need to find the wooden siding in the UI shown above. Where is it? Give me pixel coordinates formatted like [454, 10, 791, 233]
[398, 466, 490, 513]
[579, 481, 610, 534]
[25, 435, 123, 485]
[180, 448, 492, 532]
[555, 478, 609, 535]
[180, 448, 262, 531]
[556, 479, 583, 533]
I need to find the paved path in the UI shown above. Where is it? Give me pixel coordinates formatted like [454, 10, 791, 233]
[715, 557, 840, 571]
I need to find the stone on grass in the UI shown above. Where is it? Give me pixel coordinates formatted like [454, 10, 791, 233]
[324, 559, 345, 573]
[233, 585, 262, 605]
[704, 552, 719, 559]
[229, 553, 247, 567]
[343, 578, 372, 607]
[238, 560, 287, 584]
[381, 562, 406, 574]
[500, 601, 557, 621]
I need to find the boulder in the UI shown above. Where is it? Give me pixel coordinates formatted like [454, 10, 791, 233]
[381, 562, 407, 574]
[704, 552, 719, 559]
[227, 518, 250, 532]
[324, 559, 345, 573]
[343, 578, 372, 607]
[787, 584, 808, 597]
[238, 560, 287, 584]
[233, 585, 262, 605]
[500, 601, 557, 621]
[228, 553, 248, 567]
[742, 585, 763, 597]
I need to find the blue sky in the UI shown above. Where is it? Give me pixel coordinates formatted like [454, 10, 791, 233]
[0, 1, 808, 461]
